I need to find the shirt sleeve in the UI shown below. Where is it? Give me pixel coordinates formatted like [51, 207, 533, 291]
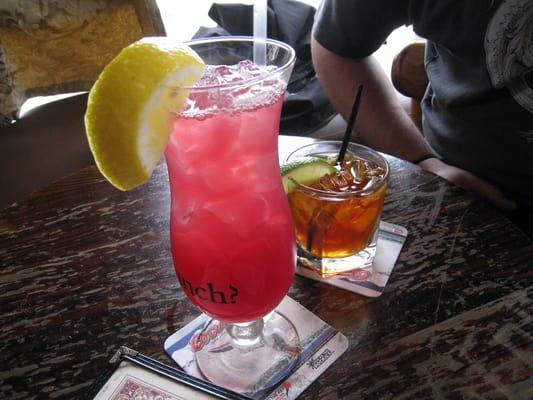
[313, 0, 410, 58]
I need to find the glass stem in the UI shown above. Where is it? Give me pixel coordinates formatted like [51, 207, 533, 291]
[225, 319, 264, 348]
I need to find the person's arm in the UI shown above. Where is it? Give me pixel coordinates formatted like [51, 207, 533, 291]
[311, 38, 516, 211]
[311, 37, 433, 162]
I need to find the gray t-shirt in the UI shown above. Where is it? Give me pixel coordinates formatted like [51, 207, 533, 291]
[313, 0, 533, 208]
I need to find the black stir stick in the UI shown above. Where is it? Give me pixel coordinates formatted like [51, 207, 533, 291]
[306, 84, 364, 256]
[336, 84, 364, 165]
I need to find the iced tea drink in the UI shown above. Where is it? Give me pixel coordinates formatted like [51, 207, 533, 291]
[286, 141, 389, 277]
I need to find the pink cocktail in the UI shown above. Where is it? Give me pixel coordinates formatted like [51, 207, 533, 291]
[165, 37, 298, 393]
[166, 83, 295, 323]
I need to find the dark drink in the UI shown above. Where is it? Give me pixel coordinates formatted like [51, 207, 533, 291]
[285, 142, 389, 277]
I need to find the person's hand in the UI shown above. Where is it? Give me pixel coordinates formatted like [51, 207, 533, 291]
[418, 158, 517, 211]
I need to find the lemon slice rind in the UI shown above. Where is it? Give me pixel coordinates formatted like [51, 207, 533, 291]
[85, 38, 205, 191]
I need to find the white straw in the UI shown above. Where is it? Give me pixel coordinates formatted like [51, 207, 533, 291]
[253, 0, 267, 66]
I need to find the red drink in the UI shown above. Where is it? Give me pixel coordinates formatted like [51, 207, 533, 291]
[165, 64, 296, 323]
[163, 37, 300, 393]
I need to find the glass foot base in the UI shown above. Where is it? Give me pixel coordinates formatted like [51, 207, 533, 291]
[297, 243, 376, 278]
[195, 311, 301, 394]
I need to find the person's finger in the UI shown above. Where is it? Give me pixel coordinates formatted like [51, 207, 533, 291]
[466, 175, 517, 211]
[419, 158, 517, 211]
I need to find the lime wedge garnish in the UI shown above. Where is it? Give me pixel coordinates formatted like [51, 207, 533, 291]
[280, 156, 336, 193]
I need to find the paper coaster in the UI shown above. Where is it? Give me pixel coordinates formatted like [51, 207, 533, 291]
[164, 297, 348, 400]
[297, 221, 408, 297]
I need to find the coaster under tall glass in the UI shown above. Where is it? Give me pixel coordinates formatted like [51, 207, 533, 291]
[164, 37, 299, 394]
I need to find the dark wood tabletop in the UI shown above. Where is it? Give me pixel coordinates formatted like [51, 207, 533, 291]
[1, 135, 532, 399]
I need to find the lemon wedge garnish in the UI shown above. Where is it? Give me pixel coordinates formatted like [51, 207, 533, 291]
[85, 37, 205, 191]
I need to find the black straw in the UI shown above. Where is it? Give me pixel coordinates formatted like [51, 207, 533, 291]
[336, 85, 364, 166]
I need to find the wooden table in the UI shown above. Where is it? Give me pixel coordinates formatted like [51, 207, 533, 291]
[1, 136, 532, 399]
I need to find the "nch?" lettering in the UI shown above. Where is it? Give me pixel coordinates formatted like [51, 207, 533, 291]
[177, 273, 239, 304]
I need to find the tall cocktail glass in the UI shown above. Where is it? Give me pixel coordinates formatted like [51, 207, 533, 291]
[165, 37, 298, 393]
